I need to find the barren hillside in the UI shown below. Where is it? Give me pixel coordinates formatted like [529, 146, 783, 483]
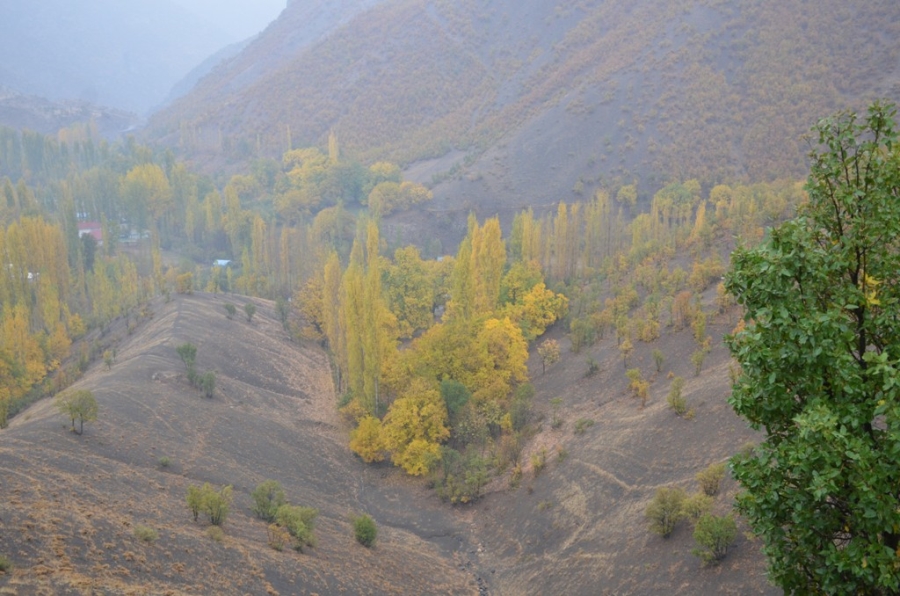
[0, 293, 480, 595]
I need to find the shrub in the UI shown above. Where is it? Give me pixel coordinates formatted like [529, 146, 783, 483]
[652, 349, 665, 373]
[176, 343, 197, 372]
[682, 493, 714, 521]
[206, 526, 224, 543]
[434, 451, 489, 504]
[574, 418, 595, 435]
[353, 514, 377, 547]
[267, 523, 290, 551]
[667, 377, 688, 416]
[531, 448, 547, 476]
[646, 486, 687, 538]
[585, 357, 600, 377]
[244, 302, 256, 322]
[200, 371, 216, 398]
[550, 397, 564, 429]
[133, 525, 158, 543]
[186, 485, 204, 522]
[224, 303, 236, 319]
[275, 505, 318, 552]
[204, 485, 233, 526]
[158, 456, 171, 468]
[697, 462, 727, 496]
[692, 514, 737, 565]
[251, 480, 286, 522]
[0, 554, 12, 572]
[186, 483, 232, 526]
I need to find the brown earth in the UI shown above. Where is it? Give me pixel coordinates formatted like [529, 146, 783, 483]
[0, 293, 480, 595]
[0, 290, 779, 595]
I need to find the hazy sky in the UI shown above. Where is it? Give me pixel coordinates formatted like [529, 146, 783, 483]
[170, 0, 286, 41]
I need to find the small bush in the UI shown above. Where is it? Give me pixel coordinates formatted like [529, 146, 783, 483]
[667, 377, 688, 416]
[206, 526, 225, 543]
[531, 448, 547, 476]
[133, 525, 158, 543]
[682, 493, 714, 521]
[224, 303, 236, 319]
[353, 514, 377, 547]
[697, 462, 727, 496]
[0, 554, 13, 572]
[158, 456, 171, 468]
[556, 445, 568, 462]
[200, 371, 216, 398]
[204, 485, 233, 526]
[509, 464, 522, 488]
[692, 514, 737, 565]
[537, 500, 554, 511]
[550, 397, 564, 429]
[244, 302, 256, 322]
[186, 483, 232, 526]
[646, 486, 687, 538]
[251, 480, 286, 522]
[267, 523, 290, 551]
[573, 418, 595, 435]
[585, 357, 600, 377]
[275, 505, 318, 552]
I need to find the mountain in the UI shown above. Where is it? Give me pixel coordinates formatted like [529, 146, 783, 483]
[0, 88, 138, 138]
[0, 0, 238, 115]
[146, 0, 900, 210]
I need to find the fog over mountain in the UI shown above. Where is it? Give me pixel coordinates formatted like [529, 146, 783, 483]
[0, 0, 281, 115]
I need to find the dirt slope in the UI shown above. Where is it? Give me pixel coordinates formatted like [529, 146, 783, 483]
[0, 293, 480, 595]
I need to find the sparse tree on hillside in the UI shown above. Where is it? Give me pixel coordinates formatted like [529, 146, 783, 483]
[646, 486, 686, 538]
[537, 339, 560, 375]
[244, 302, 256, 322]
[725, 102, 900, 594]
[56, 389, 98, 435]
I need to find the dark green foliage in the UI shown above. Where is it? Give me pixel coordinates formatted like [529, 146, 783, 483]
[692, 514, 737, 565]
[725, 102, 900, 594]
[353, 514, 377, 547]
[251, 480, 286, 522]
[440, 379, 470, 422]
[0, 554, 12, 572]
[645, 486, 686, 538]
[244, 302, 256, 322]
[224, 303, 237, 319]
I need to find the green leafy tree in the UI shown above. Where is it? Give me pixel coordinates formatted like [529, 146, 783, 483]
[56, 389, 98, 435]
[176, 343, 197, 372]
[725, 102, 900, 594]
[692, 514, 737, 566]
[244, 302, 256, 322]
[645, 486, 686, 538]
[251, 480, 286, 522]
